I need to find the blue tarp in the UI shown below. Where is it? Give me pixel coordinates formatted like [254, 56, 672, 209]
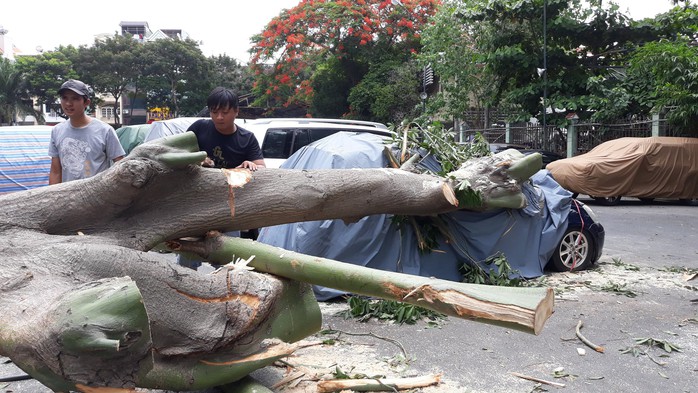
[257, 132, 571, 300]
[0, 126, 52, 194]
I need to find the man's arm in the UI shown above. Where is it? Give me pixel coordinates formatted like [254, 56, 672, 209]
[49, 157, 62, 185]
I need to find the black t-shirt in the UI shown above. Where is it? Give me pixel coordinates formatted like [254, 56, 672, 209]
[189, 119, 263, 168]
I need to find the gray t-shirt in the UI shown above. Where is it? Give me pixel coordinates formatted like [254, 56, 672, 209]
[48, 118, 125, 182]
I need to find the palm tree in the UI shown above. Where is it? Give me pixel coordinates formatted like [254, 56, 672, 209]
[0, 58, 42, 125]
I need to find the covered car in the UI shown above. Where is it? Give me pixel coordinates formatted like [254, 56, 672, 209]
[547, 137, 698, 204]
[115, 123, 152, 155]
[258, 132, 601, 300]
[143, 117, 203, 143]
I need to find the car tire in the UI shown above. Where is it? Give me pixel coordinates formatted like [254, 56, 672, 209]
[594, 196, 621, 205]
[549, 227, 594, 272]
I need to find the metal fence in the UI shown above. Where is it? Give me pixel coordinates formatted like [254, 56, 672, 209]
[457, 117, 676, 157]
[574, 119, 661, 153]
[457, 125, 568, 155]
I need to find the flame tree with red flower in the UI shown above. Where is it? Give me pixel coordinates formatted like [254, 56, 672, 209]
[249, 0, 440, 119]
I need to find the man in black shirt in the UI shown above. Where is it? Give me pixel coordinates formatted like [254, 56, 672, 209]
[188, 86, 266, 170]
[178, 87, 266, 270]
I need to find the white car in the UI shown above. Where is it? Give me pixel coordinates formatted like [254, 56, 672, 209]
[238, 118, 391, 168]
[139, 117, 391, 168]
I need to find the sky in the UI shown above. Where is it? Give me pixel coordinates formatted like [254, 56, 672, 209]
[1, 0, 677, 64]
[1, 0, 300, 63]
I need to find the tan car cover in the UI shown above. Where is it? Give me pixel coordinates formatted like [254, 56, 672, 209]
[546, 137, 698, 199]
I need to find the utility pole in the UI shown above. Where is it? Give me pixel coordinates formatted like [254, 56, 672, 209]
[542, 0, 548, 147]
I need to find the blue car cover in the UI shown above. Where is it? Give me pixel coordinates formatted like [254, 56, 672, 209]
[258, 132, 571, 300]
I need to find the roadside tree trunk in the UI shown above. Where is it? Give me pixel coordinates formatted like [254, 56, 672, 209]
[0, 132, 551, 392]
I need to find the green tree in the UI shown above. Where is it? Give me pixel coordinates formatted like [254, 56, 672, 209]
[347, 58, 422, 123]
[419, 2, 493, 123]
[249, 0, 440, 119]
[308, 56, 355, 118]
[208, 54, 254, 95]
[626, 39, 698, 135]
[142, 38, 210, 117]
[204, 54, 255, 116]
[0, 58, 41, 125]
[420, 0, 697, 126]
[14, 47, 78, 119]
[73, 35, 146, 126]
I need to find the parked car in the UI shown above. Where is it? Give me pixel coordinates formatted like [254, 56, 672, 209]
[488, 143, 564, 169]
[258, 132, 605, 299]
[0, 125, 52, 194]
[547, 137, 698, 205]
[137, 117, 391, 168]
[239, 118, 392, 168]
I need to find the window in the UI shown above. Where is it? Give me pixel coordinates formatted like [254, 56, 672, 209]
[261, 127, 366, 159]
[101, 107, 114, 120]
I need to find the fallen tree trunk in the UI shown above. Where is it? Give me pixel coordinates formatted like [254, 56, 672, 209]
[0, 132, 552, 392]
[171, 234, 554, 335]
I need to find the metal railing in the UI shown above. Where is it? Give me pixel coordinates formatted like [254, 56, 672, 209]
[458, 117, 677, 157]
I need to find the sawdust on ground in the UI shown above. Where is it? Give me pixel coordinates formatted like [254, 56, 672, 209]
[247, 259, 698, 392]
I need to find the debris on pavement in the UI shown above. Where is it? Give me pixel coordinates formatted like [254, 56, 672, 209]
[575, 320, 605, 353]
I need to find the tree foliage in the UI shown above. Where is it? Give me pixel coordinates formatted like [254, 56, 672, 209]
[0, 58, 41, 124]
[347, 58, 423, 123]
[249, 0, 440, 119]
[13, 37, 252, 124]
[141, 38, 211, 117]
[626, 39, 698, 134]
[13, 48, 78, 120]
[421, 0, 698, 131]
[72, 35, 147, 124]
[209, 55, 255, 97]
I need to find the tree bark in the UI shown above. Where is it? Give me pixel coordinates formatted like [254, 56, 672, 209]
[0, 132, 551, 392]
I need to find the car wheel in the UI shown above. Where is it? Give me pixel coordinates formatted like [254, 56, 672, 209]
[550, 227, 593, 272]
[594, 196, 621, 205]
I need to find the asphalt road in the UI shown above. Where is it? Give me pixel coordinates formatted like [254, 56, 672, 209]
[574, 195, 698, 270]
[2, 199, 697, 392]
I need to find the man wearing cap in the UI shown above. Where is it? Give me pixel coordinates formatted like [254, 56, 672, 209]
[48, 79, 125, 184]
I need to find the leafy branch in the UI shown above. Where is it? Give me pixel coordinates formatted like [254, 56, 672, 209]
[460, 253, 524, 287]
[337, 296, 445, 326]
[598, 281, 639, 297]
[620, 337, 682, 366]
